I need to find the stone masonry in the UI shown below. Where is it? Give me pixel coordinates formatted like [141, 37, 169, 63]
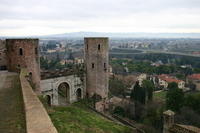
[6, 39, 40, 91]
[20, 69, 57, 133]
[0, 40, 7, 70]
[84, 37, 109, 99]
[163, 110, 200, 133]
[40, 75, 84, 105]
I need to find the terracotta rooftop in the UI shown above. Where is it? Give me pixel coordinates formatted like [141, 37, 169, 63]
[158, 74, 183, 83]
[188, 74, 200, 80]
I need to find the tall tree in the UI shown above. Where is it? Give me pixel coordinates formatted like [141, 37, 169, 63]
[130, 81, 140, 102]
[142, 80, 154, 101]
[166, 82, 184, 112]
[131, 81, 146, 104]
[167, 82, 178, 90]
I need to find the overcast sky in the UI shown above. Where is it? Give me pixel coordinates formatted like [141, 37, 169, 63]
[0, 0, 200, 36]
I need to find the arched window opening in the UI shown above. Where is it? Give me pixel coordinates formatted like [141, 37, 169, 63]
[98, 44, 101, 51]
[29, 72, 32, 76]
[104, 63, 107, 71]
[19, 48, 23, 55]
[35, 47, 38, 55]
[76, 88, 82, 100]
[92, 63, 94, 69]
[46, 95, 51, 106]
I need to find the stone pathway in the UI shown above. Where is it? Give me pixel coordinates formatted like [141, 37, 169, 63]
[0, 71, 26, 133]
[0, 71, 8, 89]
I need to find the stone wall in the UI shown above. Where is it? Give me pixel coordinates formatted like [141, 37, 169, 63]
[40, 75, 84, 105]
[170, 124, 200, 133]
[0, 40, 7, 70]
[41, 68, 77, 80]
[6, 39, 40, 91]
[20, 69, 57, 133]
[84, 37, 109, 99]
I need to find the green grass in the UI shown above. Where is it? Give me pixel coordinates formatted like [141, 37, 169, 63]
[46, 102, 132, 133]
[185, 91, 200, 96]
[153, 91, 167, 101]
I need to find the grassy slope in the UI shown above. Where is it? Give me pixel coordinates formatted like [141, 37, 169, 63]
[0, 74, 26, 133]
[153, 91, 167, 101]
[45, 102, 132, 133]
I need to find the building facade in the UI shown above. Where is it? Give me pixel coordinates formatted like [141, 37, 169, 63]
[137, 73, 147, 86]
[187, 74, 200, 91]
[158, 74, 185, 89]
[40, 75, 84, 106]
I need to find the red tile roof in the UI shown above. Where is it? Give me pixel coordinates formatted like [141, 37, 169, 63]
[188, 74, 200, 80]
[158, 74, 183, 83]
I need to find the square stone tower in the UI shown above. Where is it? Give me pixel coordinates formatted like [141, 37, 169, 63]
[0, 40, 7, 70]
[84, 37, 109, 99]
[6, 39, 40, 91]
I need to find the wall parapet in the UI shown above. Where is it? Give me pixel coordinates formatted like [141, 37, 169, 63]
[20, 68, 57, 133]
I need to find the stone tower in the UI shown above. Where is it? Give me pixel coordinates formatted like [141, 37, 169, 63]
[84, 37, 109, 100]
[0, 40, 7, 70]
[163, 110, 175, 133]
[6, 39, 40, 91]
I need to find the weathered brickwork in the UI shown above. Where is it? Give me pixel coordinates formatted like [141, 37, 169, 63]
[0, 40, 7, 70]
[6, 39, 40, 91]
[84, 37, 109, 99]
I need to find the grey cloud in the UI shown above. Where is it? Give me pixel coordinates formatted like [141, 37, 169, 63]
[0, 0, 200, 21]
[0, 0, 200, 36]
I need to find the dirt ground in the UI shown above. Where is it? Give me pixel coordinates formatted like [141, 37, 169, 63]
[0, 71, 26, 133]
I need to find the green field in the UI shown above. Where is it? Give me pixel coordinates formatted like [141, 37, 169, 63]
[153, 91, 167, 101]
[45, 102, 133, 133]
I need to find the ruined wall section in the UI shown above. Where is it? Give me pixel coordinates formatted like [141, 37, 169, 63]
[40, 75, 84, 105]
[6, 39, 40, 91]
[84, 37, 109, 99]
[0, 40, 7, 70]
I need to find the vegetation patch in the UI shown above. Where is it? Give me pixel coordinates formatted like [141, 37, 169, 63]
[153, 91, 167, 101]
[46, 102, 132, 133]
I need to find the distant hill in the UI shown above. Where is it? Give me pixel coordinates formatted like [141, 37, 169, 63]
[1, 32, 200, 39]
[41, 32, 200, 39]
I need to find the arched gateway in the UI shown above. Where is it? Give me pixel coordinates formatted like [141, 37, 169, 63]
[40, 75, 84, 106]
[58, 82, 70, 105]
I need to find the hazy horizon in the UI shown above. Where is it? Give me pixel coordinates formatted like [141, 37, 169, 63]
[0, 0, 200, 36]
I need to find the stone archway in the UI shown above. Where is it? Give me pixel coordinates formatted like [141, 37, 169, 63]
[58, 82, 70, 105]
[45, 95, 51, 106]
[76, 88, 82, 100]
